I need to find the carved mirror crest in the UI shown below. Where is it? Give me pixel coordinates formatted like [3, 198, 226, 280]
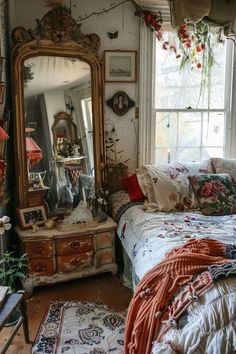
[12, 7, 104, 213]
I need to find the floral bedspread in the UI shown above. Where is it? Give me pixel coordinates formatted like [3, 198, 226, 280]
[117, 205, 236, 280]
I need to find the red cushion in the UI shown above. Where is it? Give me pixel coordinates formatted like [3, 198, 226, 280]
[121, 174, 145, 202]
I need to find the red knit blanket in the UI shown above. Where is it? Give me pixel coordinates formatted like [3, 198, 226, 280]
[124, 238, 236, 354]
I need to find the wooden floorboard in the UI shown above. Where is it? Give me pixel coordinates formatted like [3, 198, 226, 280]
[0, 273, 132, 354]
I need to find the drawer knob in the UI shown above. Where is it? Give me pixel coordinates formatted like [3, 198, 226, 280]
[69, 241, 80, 249]
[34, 247, 45, 253]
[34, 263, 46, 272]
[70, 258, 81, 266]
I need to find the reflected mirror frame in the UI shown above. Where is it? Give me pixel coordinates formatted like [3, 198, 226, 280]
[52, 111, 80, 149]
[11, 7, 104, 209]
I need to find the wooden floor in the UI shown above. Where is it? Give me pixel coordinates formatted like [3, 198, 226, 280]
[0, 273, 132, 353]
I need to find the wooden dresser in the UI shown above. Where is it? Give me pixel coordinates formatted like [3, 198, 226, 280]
[15, 218, 117, 292]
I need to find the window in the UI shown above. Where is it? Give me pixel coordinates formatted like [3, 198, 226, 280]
[81, 97, 94, 174]
[139, 27, 234, 165]
[72, 85, 94, 175]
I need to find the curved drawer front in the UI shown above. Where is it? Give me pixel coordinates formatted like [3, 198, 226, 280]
[28, 258, 54, 276]
[57, 251, 94, 272]
[56, 235, 93, 256]
[96, 248, 113, 266]
[96, 232, 113, 250]
[25, 241, 53, 258]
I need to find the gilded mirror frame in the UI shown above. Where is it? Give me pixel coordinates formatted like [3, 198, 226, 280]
[11, 7, 104, 209]
[52, 111, 80, 152]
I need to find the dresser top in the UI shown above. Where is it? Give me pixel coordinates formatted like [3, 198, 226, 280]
[15, 217, 117, 241]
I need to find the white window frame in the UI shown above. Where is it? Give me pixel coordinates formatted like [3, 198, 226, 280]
[72, 84, 94, 174]
[138, 21, 235, 165]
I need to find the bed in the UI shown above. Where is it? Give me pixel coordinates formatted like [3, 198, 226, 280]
[111, 158, 236, 354]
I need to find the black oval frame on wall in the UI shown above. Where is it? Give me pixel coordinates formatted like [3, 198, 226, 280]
[106, 91, 135, 116]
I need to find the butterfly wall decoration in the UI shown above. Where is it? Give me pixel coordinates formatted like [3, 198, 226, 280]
[107, 31, 119, 39]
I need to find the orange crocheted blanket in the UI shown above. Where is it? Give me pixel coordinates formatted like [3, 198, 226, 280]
[124, 238, 236, 354]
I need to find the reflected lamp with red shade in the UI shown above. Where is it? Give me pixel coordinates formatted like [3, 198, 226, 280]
[0, 126, 9, 141]
[25, 127, 43, 169]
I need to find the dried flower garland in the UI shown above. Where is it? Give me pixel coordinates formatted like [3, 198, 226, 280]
[140, 7, 217, 73]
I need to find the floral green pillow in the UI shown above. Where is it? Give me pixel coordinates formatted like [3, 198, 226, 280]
[188, 173, 236, 216]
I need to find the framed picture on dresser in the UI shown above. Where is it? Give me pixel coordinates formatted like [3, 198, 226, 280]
[17, 205, 47, 230]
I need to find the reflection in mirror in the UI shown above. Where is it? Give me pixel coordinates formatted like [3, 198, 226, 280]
[24, 56, 94, 213]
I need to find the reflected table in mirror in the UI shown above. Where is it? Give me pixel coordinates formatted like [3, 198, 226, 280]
[46, 156, 93, 215]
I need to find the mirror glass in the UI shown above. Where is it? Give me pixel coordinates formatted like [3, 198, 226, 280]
[24, 55, 94, 213]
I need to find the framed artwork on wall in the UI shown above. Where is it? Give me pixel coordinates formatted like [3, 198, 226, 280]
[104, 50, 137, 82]
[106, 91, 135, 116]
[17, 205, 47, 230]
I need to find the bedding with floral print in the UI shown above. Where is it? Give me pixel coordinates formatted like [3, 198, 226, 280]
[188, 173, 236, 215]
[137, 160, 213, 212]
[211, 157, 236, 188]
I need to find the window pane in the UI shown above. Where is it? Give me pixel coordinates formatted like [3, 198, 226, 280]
[155, 33, 226, 109]
[178, 148, 201, 162]
[155, 111, 225, 163]
[155, 148, 175, 164]
[202, 112, 225, 147]
[202, 147, 224, 159]
[178, 113, 201, 147]
[155, 112, 177, 147]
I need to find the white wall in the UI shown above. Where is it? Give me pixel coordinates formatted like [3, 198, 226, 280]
[9, 0, 140, 172]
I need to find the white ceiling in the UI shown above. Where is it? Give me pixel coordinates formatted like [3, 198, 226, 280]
[24, 56, 91, 98]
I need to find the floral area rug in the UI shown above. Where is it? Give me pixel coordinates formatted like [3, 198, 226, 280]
[31, 301, 126, 354]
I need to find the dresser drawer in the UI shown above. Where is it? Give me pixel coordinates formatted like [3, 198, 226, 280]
[25, 241, 53, 258]
[96, 232, 114, 250]
[57, 251, 94, 272]
[56, 235, 93, 256]
[27, 258, 54, 276]
[96, 248, 113, 266]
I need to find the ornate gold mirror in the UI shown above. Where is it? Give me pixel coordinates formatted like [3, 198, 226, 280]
[12, 7, 104, 213]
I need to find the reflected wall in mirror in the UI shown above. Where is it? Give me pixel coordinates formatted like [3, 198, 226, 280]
[24, 55, 95, 212]
[12, 6, 104, 215]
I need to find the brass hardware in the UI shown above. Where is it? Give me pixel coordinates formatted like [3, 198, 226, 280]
[33, 247, 45, 254]
[34, 263, 46, 272]
[70, 258, 81, 266]
[69, 241, 80, 249]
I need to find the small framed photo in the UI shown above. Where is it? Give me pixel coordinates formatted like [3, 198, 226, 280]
[104, 50, 137, 82]
[106, 91, 135, 116]
[17, 205, 47, 230]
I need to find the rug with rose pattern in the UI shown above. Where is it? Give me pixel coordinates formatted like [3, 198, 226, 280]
[31, 301, 126, 354]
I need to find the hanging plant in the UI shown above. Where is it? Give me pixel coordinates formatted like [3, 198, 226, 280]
[142, 10, 163, 40]
[176, 19, 220, 105]
[132, 0, 223, 105]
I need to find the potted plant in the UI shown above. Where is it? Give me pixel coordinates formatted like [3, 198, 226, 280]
[104, 124, 129, 194]
[0, 216, 28, 325]
[0, 251, 28, 292]
[0, 251, 28, 326]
